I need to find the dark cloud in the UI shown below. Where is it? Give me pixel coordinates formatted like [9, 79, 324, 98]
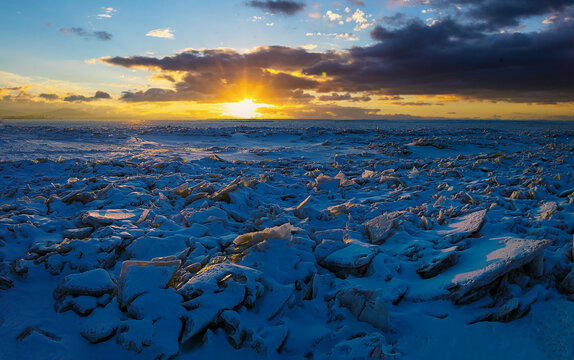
[405, 0, 574, 29]
[462, 0, 574, 29]
[246, 1, 305, 16]
[64, 91, 112, 102]
[102, 18, 574, 105]
[39, 93, 59, 100]
[103, 46, 329, 103]
[94, 91, 111, 99]
[318, 93, 371, 102]
[304, 19, 574, 103]
[59, 27, 112, 41]
[380, 13, 408, 27]
[102, 46, 328, 72]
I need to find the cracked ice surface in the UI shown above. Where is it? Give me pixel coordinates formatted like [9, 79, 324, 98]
[0, 120, 573, 360]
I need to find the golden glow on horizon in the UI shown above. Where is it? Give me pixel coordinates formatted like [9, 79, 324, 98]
[221, 99, 274, 119]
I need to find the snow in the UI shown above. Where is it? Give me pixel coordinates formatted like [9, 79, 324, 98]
[0, 119, 573, 359]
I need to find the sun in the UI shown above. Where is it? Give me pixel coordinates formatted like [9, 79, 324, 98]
[221, 99, 273, 119]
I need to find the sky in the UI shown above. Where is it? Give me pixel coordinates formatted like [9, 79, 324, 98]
[0, 0, 573, 120]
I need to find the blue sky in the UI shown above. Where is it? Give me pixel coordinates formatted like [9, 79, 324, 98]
[0, 1, 572, 120]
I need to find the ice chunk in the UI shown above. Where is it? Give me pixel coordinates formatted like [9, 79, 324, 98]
[438, 209, 487, 243]
[125, 235, 188, 261]
[320, 240, 378, 276]
[417, 251, 459, 279]
[559, 269, 574, 295]
[177, 262, 264, 342]
[326, 333, 395, 359]
[232, 223, 294, 252]
[117, 259, 181, 309]
[62, 227, 93, 240]
[81, 209, 144, 227]
[537, 201, 557, 220]
[364, 212, 402, 245]
[449, 237, 551, 303]
[80, 307, 120, 344]
[337, 287, 391, 331]
[53, 268, 116, 301]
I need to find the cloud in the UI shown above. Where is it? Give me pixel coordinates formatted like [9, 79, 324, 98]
[303, 18, 574, 103]
[348, 9, 374, 31]
[247, 1, 305, 16]
[97, 7, 117, 19]
[94, 90, 112, 99]
[318, 92, 371, 102]
[101, 19, 574, 105]
[306, 32, 359, 41]
[39, 93, 60, 100]
[462, 0, 574, 29]
[59, 27, 112, 41]
[391, 0, 574, 30]
[324, 10, 344, 24]
[102, 46, 331, 103]
[146, 28, 175, 39]
[63, 91, 112, 102]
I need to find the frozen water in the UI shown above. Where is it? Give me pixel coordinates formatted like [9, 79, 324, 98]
[0, 120, 573, 359]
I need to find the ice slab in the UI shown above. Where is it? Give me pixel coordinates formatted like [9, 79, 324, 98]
[437, 209, 487, 244]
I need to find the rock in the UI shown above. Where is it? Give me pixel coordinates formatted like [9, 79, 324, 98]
[326, 332, 394, 359]
[438, 209, 487, 244]
[53, 269, 116, 301]
[337, 287, 390, 331]
[117, 259, 181, 309]
[417, 251, 459, 279]
[63, 227, 93, 240]
[177, 262, 264, 342]
[364, 212, 402, 245]
[449, 237, 551, 303]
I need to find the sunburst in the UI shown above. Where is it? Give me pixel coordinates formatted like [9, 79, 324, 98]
[221, 99, 273, 119]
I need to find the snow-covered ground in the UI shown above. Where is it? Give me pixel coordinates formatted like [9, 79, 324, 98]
[1, 120, 573, 359]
